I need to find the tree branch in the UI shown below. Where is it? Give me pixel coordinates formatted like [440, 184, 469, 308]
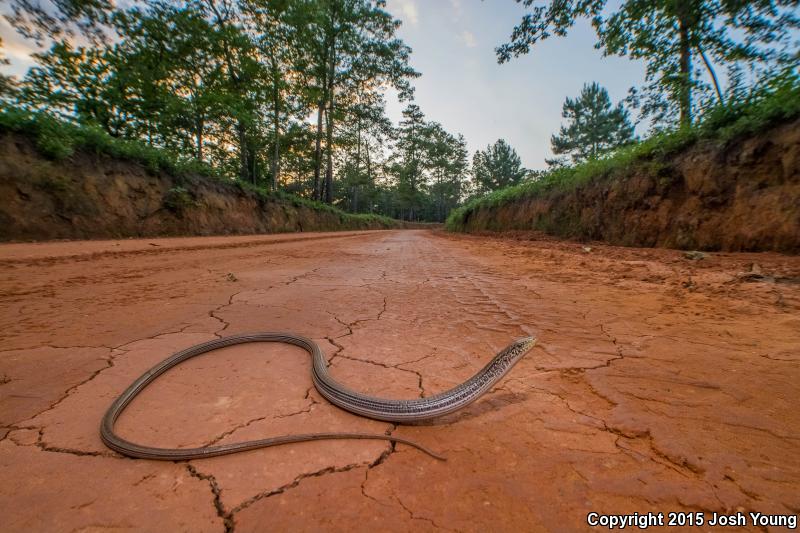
[697, 45, 725, 106]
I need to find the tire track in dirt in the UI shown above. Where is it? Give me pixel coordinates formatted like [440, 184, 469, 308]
[1, 229, 798, 531]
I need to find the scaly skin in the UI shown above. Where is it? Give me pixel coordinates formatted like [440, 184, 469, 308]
[100, 333, 537, 461]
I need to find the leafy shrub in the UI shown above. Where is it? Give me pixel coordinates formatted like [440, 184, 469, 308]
[35, 116, 75, 160]
[163, 186, 196, 212]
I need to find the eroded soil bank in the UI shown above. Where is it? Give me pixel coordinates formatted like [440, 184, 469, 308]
[0, 133, 412, 242]
[459, 117, 800, 252]
[1, 230, 798, 531]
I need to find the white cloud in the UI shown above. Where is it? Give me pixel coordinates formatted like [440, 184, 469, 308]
[449, 0, 463, 17]
[460, 30, 477, 48]
[392, 0, 419, 27]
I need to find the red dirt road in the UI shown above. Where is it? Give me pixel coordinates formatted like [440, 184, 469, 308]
[1, 229, 798, 532]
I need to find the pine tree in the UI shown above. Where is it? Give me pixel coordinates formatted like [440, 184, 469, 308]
[548, 82, 635, 166]
[426, 125, 468, 222]
[391, 103, 427, 220]
[472, 139, 527, 193]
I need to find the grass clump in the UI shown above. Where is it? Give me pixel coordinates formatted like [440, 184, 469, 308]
[35, 174, 71, 193]
[0, 106, 223, 178]
[446, 77, 800, 232]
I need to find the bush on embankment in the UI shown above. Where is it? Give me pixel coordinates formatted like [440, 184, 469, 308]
[0, 109, 414, 241]
[446, 79, 800, 252]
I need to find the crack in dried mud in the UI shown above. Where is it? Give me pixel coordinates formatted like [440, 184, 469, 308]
[4, 230, 799, 530]
[186, 464, 235, 533]
[209, 292, 242, 337]
[393, 491, 455, 531]
[230, 462, 370, 516]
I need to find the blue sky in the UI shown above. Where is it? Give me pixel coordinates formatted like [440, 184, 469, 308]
[0, 0, 649, 170]
[383, 0, 647, 170]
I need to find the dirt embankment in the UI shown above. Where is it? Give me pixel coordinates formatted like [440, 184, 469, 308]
[0, 133, 415, 241]
[461, 117, 800, 252]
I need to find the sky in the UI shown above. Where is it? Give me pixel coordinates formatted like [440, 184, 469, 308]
[0, 0, 649, 171]
[382, 0, 647, 170]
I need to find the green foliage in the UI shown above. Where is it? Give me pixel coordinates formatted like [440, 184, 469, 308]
[498, 1, 800, 129]
[238, 182, 399, 227]
[695, 73, 800, 140]
[0, 106, 223, 177]
[472, 139, 527, 193]
[0, 107, 405, 228]
[446, 80, 800, 232]
[385, 104, 469, 221]
[549, 82, 635, 166]
[35, 115, 75, 159]
[6, 0, 438, 219]
[163, 186, 196, 213]
[5, 0, 112, 46]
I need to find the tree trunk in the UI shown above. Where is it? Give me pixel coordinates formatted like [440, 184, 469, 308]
[251, 150, 257, 186]
[365, 143, 371, 181]
[236, 121, 250, 183]
[437, 171, 443, 222]
[205, 1, 250, 182]
[365, 143, 373, 212]
[697, 46, 724, 106]
[355, 117, 361, 175]
[313, 102, 325, 200]
[324, 42, 336, 205]
[195, 117, 204, 162]
[678, 18, 692, 127]
[271, 129, 279, 190]
[324, 106, 334, 204]
[271, 71, 280, 191]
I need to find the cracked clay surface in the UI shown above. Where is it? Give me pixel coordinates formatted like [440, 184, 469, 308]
[1, 229, 798, 532]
